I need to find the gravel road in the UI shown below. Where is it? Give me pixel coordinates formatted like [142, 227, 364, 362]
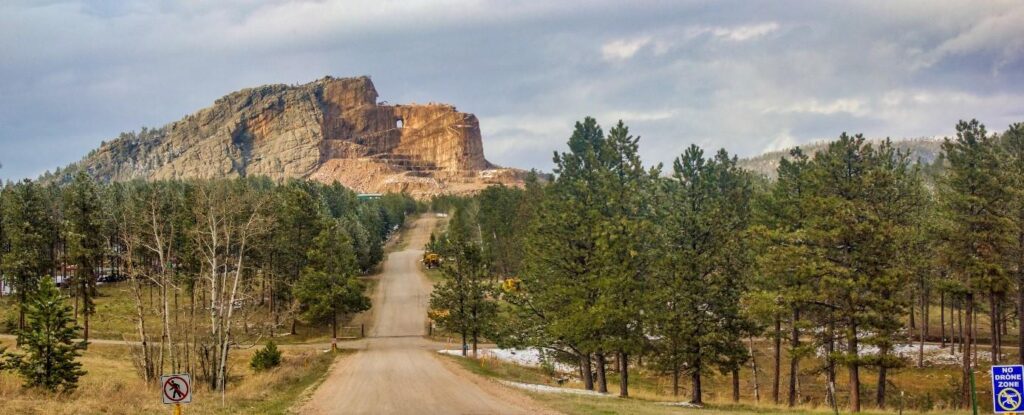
[300, 216, 546, 414]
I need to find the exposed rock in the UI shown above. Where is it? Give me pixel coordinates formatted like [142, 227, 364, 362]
[58, 76, 522, 198]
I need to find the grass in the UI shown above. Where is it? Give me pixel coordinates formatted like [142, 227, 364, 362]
[446, 353, 968, 415]
[0, 339, 338, 414]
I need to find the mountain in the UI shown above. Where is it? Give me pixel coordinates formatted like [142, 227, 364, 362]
[737, 137, 945, 178]
[50, 76, 523, 198]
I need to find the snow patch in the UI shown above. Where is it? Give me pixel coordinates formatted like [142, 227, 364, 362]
[499, 380, 612, 397]
[438, 348, 575, 373]
[818, 342, 989, 366]
[658, 401, 704, 408]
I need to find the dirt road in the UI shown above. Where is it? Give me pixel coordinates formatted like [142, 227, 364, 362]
[301, 216, 545, 415]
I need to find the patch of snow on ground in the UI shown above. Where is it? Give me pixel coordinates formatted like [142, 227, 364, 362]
[498, 380, 612, 397]
[437, 348, 575, 373]
[658, 402, 704, 408]
[818, 342, 989, 366]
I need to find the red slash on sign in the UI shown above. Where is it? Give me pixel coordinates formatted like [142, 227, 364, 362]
[160, 374, 192, 405]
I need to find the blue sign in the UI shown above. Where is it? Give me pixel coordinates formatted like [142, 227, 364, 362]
[992, 365, 1024, 413]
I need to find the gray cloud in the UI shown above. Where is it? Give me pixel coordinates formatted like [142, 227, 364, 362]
[1, 0, 1023, 180]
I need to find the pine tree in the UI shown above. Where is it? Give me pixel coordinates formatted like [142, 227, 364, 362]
[63, 172, 105, 341]
[429, 235, 496, 357]
[805, 135, 924, 412]
[651, 145, 751, 405]
[754, 147, 817, 407]
[295, 218, 370, 348]
[999, 122, 1024, 364]
[940, 120, 1014, 406]
[8, 277, 87, 392]
[1, 180, 56, 332]
[512, 117, 607, 391]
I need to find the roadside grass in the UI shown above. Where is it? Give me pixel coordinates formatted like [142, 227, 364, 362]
[0, 340, 337, 414]
[443, 343, 976, 414]
[423, 267, 444, 284]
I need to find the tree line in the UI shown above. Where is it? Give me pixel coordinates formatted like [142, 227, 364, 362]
[427, 117, 1024, 411]
[0, 175, 416, 392]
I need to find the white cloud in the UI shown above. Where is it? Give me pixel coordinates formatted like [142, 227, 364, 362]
[711, 22, 780, 41]
[601, 36, 652, 61]
[764, 98, 870, 117]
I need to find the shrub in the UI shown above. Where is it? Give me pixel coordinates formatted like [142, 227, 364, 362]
[250, 341, 282, 371]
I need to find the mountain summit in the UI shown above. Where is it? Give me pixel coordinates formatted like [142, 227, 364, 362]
[54, 76, 522, 197]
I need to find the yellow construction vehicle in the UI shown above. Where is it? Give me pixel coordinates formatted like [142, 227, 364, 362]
[423, 252, 441, 269]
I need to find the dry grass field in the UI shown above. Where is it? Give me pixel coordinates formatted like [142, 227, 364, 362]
[0, 338, 336, 414]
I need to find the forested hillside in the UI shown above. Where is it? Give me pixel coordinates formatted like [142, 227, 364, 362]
[738, 137, 944, 178]
[426, 117, 1024, 412]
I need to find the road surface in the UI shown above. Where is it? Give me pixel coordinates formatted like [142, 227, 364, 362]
[301, 216, 545, 415]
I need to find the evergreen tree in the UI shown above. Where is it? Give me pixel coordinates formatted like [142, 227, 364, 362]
[805, 135, 924, 412]
[294, 218, 370, 348]
[63, 172, 105, 341]
[754, 147, 818, 406]
[940, 120, 1014, 405]
[999, 122, 1024, 364]
[429, 205, 496, 357]
[7, 277, 87, 392]
[651, 145, 751, 405]
[512, 118, 607, 391]
[588, 121, 661, 397]
[1, 180, 56, 331]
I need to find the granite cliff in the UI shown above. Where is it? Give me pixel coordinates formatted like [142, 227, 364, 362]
[57, 76, 522, 197]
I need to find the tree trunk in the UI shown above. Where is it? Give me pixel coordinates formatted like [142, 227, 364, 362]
[732, 367, 740, 402]
[957, 300, 963, 355]
[772, 315, 781, 404]
[788, 307, 800, 407]
[962, 293, 974, 407]
[991, 291, 999, 364]
[941, 292, 947, 348]
[595, 353, 608, 393]
[877, 345, 888, 408]
[691, 369, 703, 405]
[826, 311, 837, 409]
[472, 331, 478, 358]
[848, 323, 860, 412]
[461, 332, 467, 357]
[82, 278, 90, 341]
[749, 336, 761, 403]
[332, 313, 338, 351]
[672, 366, 680, 397]
[973, 305, 978, 364]
[919, 291, 926, 368]
[619, 351, 629, 398]
[579, 353, 594, 391]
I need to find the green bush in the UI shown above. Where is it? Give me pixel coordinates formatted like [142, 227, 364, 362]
[250, 341, 282, 371]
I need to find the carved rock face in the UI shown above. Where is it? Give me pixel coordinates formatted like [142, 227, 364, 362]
[70, 76, 520, 198]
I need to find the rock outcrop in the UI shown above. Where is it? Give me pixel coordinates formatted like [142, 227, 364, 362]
[58, 76, 521, 197]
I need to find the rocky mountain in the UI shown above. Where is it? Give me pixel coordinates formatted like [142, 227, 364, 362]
[737, 137, 944, 178]
[53, 76, 523, 198]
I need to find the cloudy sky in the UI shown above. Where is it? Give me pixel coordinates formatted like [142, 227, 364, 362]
[2, 0, 1023, 180]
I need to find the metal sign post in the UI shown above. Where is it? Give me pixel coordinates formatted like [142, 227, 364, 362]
[991, 365, 1024, 414]
[161, 373, 193, 413]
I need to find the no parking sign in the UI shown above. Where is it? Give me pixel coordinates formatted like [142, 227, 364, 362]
[992, 365, 1024, 413]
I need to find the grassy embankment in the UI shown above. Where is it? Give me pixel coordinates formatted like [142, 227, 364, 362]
[445, 352, 974, 415]
[0, 337, 338, 414]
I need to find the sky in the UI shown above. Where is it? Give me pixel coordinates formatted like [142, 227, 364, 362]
[1, 0, 1023, 180]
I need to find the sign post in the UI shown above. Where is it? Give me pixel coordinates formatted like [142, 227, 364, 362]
[992, 365, 1024, 414]
[161, 373, 192, 413]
